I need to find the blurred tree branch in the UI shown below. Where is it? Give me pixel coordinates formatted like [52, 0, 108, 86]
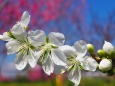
[0, 0, 8, 11]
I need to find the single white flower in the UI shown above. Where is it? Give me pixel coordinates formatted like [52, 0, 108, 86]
[1, 24, 42, 70]
[99, 59, 112, 72]
[103, 41, 114, 53]
[59, 40, 98, 86]
[34, 32, 67, 75]
[17, 11, 30, 29]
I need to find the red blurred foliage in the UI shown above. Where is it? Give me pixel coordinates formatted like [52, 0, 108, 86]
[27, 66, 42, 81]
[0, 0, 86, 32]
[27, 65, 55, 81]
[0, 75, 10, 82]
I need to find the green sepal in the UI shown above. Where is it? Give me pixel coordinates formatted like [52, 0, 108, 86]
[79, 65, 83, 70]
[7, 31, 16, 39]
[29, 44, 35, 50]
[69, 64, 75, 71]
[51, 45, 58, 49]
[46, 37, 50, 43]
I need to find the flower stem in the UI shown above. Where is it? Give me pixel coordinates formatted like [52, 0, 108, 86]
[90, 53, 101, 63]
[56, 74, 64, 86]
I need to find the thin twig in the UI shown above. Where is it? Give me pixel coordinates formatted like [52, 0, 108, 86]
[90, 53, 101, 63]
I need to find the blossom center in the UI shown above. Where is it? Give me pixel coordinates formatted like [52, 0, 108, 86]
[41, 43, 57, 51]
[18, 39, 31, 54]
[22, 43, 29, 50]
[67, 56, 81, 70]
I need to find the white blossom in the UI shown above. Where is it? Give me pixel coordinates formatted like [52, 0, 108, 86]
[35, 32, 67, 75]
[99, 59, 112, 72]
[59, 40, 98, 85]
[1, 24, 41, 70]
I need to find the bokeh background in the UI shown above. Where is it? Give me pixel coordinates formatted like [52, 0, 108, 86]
[0, 0, 115, 86]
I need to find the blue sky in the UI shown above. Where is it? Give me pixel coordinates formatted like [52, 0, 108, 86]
[87, 0, 115, 18]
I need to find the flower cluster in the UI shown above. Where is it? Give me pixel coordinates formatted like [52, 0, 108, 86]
[0, 11, 115, 86]
[97, 41, 115, 75]
[87, 41, 115, 75]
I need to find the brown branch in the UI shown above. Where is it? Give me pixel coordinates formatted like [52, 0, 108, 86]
[90, 53, 101, 63]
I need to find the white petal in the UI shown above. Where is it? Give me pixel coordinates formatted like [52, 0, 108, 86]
[27, 49, 37, 68]
[48, 32, 65, 46]
[36, 50, 45, 61]
[59, 45, 76, 57]
[15, 52, 27, 70]
[73, 40, 87, 57]
[81, 56, 98, 71]
[68, 66, 81, 85]
[54, 65, 66, 74]
[36, 50, 44, 61]
[2, 32, 12, 41]
[10, 23, 27, 39]
[51, 49, 67, 66]
[74, 83, 79, 86]
[0, 35, 3, 40]
[42, 55, 54, 75]
[6, 40, 21, 54]
[28, 30, 46, 46]
[103, 41, 114, 53]
[20, 11, 30, 27]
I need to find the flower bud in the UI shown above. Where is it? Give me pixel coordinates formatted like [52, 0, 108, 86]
[87, 44, 95, 54]
[109, 51, 115, 58]
[103, 41, 114, 53]
[99, 59, 112, 72]
[97, 49, 106, 58]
